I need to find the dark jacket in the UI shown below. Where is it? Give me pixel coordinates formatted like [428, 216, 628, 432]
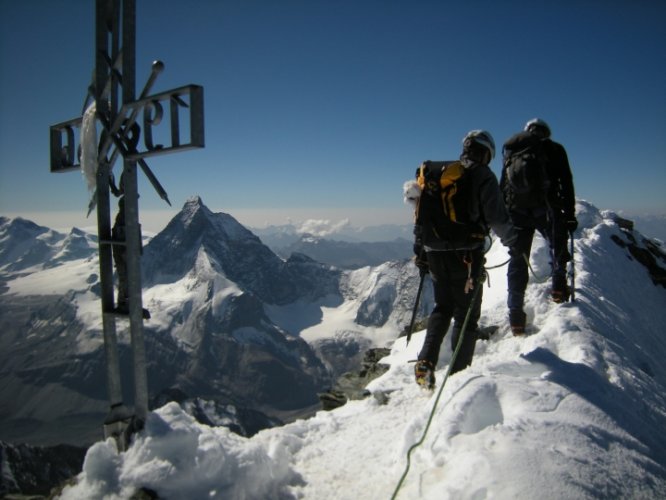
[501, 131, 575, 218]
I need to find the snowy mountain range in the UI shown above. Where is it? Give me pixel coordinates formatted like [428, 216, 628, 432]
[268, 235, 413, 270]
[2, 198, 666, 498]
[252, 220, 414, 245]
[250, 218, 414, 270]
[0, 198, 430, 450]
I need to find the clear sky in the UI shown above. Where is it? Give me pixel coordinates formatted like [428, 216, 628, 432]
[1, 0, 665, 233]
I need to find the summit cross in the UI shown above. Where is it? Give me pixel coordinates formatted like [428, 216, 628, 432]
[49, 0, 205, 449]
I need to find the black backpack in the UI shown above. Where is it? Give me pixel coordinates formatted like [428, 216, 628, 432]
[414, 160, 486, 248]
[503, 137, 550, 210]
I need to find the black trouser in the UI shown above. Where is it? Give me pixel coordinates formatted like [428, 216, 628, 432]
[507, 208, 570, 311]
[112, 197, 128, 306]
[418, 248, 484, 374]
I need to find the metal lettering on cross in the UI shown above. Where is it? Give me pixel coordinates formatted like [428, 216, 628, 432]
[49, 0, 204, 449]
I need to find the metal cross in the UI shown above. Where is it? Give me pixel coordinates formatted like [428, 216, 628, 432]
[49, 0, 204, 450]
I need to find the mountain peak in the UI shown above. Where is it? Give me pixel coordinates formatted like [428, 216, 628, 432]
[183, 195, 206, 211]
[179, 195, 213, 226]
[173, 196, 255, 244]
[1, 216, 48, 238]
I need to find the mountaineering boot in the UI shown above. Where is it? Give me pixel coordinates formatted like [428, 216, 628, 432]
[551, 289, 570, 304]
[509, 309, 526, 336]
[414, 360, 436, 390]
[551, 275, 570, 304]
[476, 325, 499, 341]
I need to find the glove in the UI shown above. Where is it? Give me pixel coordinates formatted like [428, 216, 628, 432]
[414, 255, 429, 275]
[566, 218, 578, 232]
[413, 245, 429, 275]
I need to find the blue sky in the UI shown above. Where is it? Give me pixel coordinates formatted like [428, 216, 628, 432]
[1, 0, 665, 232]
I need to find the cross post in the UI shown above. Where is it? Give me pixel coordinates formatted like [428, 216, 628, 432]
[49, 0, 204, 450]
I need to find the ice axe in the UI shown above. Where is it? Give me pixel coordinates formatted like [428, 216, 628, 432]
[406, 269, 426, 345]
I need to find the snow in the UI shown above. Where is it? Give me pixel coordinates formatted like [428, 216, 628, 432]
[142, 249, 244, 349]
[57, 200, 666, 499]
[264, 294, 343, 340]
[267, 262, 422, 347]
[6, 257, 96, 296]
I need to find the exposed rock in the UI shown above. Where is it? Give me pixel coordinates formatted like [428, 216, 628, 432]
[0, 441, 85, 497]
[610, 219, 666, 288]
[150, 388, 282, 438]
[611, 214, 634, 232]
[311, 332, 372, 380]
[319, 348, 391, 411]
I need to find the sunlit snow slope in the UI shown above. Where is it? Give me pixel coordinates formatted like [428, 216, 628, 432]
[59, 200, 666, 500]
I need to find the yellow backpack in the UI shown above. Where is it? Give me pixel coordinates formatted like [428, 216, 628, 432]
[414, 160, 485, 247]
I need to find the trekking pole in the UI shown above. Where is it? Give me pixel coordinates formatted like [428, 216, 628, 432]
[569, 230, 575, 302]
[406, 270, 426, 346]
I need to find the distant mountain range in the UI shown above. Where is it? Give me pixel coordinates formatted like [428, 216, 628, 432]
[270, 235, 412, 269]
[252, 221, 413, 245]
[0, 199, 430, 451]
[251, 222, 414, 269]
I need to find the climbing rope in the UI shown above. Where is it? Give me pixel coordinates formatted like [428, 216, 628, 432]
[390, 271, 486, 500]
[478, 235, 510, 271]
[485, 257, 510, 270]
[484, 253, 551, 282]
[522, 253, 550, 283]
[483, 232, 548, 280]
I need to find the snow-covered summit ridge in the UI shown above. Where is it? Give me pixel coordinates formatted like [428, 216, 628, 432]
[58, 199, 666, 499]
